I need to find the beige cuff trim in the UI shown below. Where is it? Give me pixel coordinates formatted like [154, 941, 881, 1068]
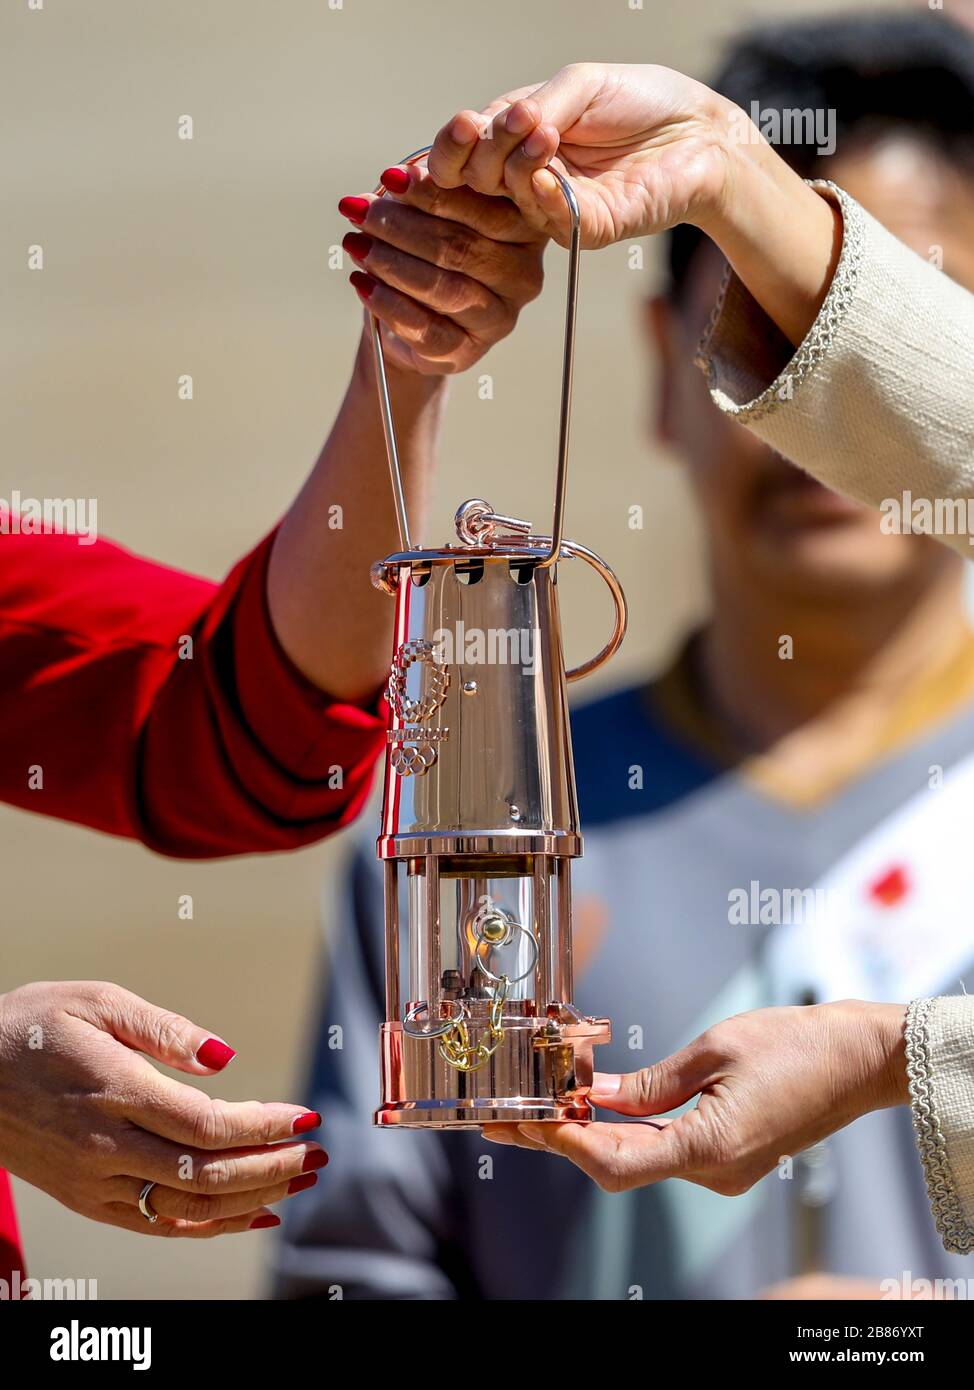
[695, 181, 866, 424]
[906, 996, 974, 1255]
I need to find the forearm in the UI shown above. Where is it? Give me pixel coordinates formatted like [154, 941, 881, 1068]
[700, 104, 843, 348]
[267, 330, 447, 703]
[0, 528, 386, 856]
[697, 172, 974, 540]
[810, 1000, 908, 1133]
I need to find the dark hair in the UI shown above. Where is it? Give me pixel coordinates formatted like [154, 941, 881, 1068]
[668, 11, 974, 301]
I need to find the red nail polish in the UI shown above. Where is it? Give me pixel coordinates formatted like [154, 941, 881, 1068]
[196, 1038, 236, 1070]
[349, 271, 376, 302]
[291, 1111, 322, 1135]
[342, 231, 373, 262]
[301, 1149, 330, 1173]
[380, 166, 410, 195]
[338, 195, 369, 225]
[250, 1214, 280, 1230]
[287, 1172, 318, 1195]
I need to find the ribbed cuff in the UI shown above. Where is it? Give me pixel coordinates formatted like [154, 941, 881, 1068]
[695, 181, 866, 424]
[906, 995, 974, 1255]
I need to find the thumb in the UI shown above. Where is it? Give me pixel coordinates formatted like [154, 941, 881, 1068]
[504, 64, 605, 143]
[79, 983, 237, 1075]
[590, 1046, 713, 1117]
[530, 165, 577, 244]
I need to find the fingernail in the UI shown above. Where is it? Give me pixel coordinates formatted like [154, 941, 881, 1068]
[342, 231, 373, 262]
[505, 102, 536, 136]
[532, 168, 558, 199]
[338, 195, 369, 225]
[301, 1149, 330, 1173]
[196, 1038, 236, 1071]
[522, 127, 548, 160]
[518, 1123, 549, 1144]
[349, 270, 376, 302]
[291, 1111, 322, 1135]
[287, 1172, 319, 1195]
[589, 1072, 622, 1098]
[449, 115, 477, 144]
[380, 166, 410, 195]
[250, 1214, 280, 1230]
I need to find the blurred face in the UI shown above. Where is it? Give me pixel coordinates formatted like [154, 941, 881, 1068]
[649, 136, 974, 603]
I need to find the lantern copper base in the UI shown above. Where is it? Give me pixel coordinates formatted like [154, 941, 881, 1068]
[375, 1097, 598, 1129]
[374, 1015, 611, 1130]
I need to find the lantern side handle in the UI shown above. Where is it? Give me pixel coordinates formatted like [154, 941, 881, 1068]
[367, 145, 580, 565]
[550, 538, 629, 683]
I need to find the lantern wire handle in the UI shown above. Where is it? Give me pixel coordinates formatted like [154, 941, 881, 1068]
[366, 144, 581, 566]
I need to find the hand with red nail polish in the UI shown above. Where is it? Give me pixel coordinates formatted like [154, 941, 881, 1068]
[335, 162, 546, 377]
[267, 138, 545, 702]
[341, 232, 373, 263]
[338, 195, 370, 225]
[0, 980, 328, 1239]
[349, 270, 376, 302]
[287, 1172, 318, 1195]
[292, 1110, 322, 1135]
[250, 1213, 281, 1231]
[379, 166, 410, 195]
[196, 1037, 236, 1070]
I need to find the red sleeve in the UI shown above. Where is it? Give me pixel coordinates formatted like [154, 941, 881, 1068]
[0, 528, 385, 858]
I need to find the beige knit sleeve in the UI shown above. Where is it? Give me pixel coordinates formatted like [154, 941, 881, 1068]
[906, 995, 974, 1254]
[695, 182, 974, 557]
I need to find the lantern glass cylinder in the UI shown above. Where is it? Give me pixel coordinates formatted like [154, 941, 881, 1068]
[392, 854, 575, 1020]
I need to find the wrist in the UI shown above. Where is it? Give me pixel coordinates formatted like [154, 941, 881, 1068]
[870, 1001, 911, 1109]
[693, 105, 843, 347]
[694, 105, 793, 243]
[351, 326, 447, 413]
[688, 95, 758, 239]
[831, 1000, 909, 1115]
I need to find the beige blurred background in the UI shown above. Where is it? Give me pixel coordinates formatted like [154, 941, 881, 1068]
[2, 0, 904, 1298]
